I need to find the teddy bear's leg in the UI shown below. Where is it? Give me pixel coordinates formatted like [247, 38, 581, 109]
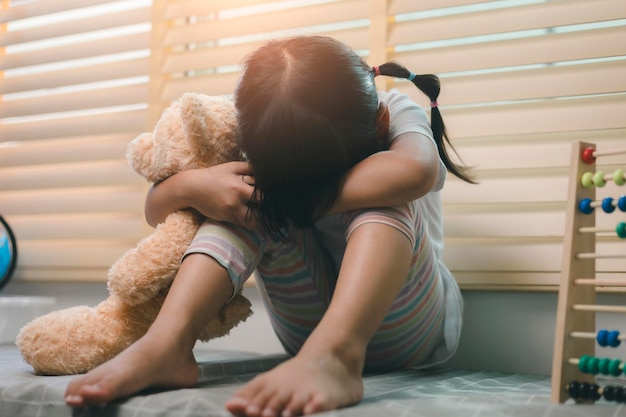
[197, 291, 253, 341]
[107, 211, 199, 306]
[16, 295, 161, 375]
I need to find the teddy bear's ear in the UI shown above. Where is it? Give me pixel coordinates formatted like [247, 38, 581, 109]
[180, 93, 240, 164]
[180, 93, 208, 150]
[126, 132, 156, 181]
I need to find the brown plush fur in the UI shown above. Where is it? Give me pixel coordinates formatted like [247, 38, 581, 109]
[17, 93, 253, 375]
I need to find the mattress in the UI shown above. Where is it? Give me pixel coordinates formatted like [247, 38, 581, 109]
[0, 344, 621, 417]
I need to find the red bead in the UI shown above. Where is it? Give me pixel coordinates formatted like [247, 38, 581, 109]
[581, 147, 596, 164]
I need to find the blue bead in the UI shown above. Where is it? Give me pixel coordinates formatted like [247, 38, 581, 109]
[618, 196, 626, 212]
[579, 198, 594, 214]
[597, 329, 609, 347]
[608, 330, 621, 348]
[602, 197, 615, 213]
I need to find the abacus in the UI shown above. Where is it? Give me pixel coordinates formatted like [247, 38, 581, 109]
[551, 142, 626, 403]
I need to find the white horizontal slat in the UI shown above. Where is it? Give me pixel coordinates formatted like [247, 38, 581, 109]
[14, 267, 109, 282]
[455, 271, 626, 291]
[447, 127, 626, 148]
[444, 240, 626, 272]
[163, 72, 240, 101]
[0, 84, 148, 118]
[449, 137, 626, 172]
[445, 95, 626, 140]
[163, 0, 368, 47]
[17, 240, 134, 269]
[0, 134, 132, 168]
[0, 109, 146, 142]
[444, 210, 565, 238]
[389, 0, 626, 47]
[0, 7, 150, 47]
[165, 0, 271, 20]
[394, 26, 626, 76]
[447, 175, 626, 205]
[0, 57, 149, 95]
[442, 176, 568, 205]
[1, 186, 145, 216]
[0, 160, 141, 191]
[389, 0, 491, 15]
[445, 209, 626, 239]
[455, 272, 559, 289]
[8, 213, 146, 241]
[1, 33, 150, 71]
[0, 0, 109, 24]
[393, 60, 626, 107]
[164, 43, 258, 74]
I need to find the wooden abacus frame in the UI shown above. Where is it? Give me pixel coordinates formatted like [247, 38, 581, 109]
[551, 141, 626, 403]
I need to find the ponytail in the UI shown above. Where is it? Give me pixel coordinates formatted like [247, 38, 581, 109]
[375, 62, 476, 184]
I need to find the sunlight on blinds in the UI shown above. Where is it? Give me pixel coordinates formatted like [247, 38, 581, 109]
[2, 0, 625, 289]
[383, 0, 626, 289]
[0, 0, 152, 281]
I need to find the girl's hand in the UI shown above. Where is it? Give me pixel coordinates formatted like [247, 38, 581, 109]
[187, 162, 257, 228]
[145, 161, 258, 229]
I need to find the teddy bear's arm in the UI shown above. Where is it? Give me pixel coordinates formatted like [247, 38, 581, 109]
[107, 210, 200, 306]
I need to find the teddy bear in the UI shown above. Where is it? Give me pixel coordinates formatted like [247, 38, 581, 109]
[16, 93, 253, 375]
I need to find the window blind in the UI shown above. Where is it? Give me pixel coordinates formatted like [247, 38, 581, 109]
[383, 0, 626, 290]
[2, 0, 625, 290]
[0, 0, 152, 281]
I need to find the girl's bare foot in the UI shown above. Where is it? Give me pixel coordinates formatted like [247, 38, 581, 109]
[64, 335, 198, 407]
[225, 351, 364, 417]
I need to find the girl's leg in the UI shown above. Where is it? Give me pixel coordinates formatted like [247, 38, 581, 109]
[226, 221, 415, 417]
[65, 253, 233, 406]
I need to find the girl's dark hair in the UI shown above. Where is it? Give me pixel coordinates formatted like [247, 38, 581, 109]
[235, 36, 382, 239]
[376, 62, 475, 184]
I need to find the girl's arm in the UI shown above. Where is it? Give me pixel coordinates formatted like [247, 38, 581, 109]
[328, 131, 439, 214]
[144, 161, 256, 228]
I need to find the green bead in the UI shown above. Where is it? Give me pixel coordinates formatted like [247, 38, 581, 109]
[614, 169, 625, 186]
[593, 171, 606, 187]
[609, 358, 622, 376]
[587, 356, 600, 375]
[616, 222, 626, 239]
[581, 172, 594, 188]
[578, 354, 591, 373]
[598, 357, 611, 375]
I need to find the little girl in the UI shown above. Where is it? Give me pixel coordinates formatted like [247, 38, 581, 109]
[65, 35, 474, 417]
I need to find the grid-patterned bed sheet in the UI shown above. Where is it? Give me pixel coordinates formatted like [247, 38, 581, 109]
[0, 344, 622, 417]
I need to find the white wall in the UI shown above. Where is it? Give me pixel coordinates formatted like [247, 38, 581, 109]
[4, 280, 625, 376]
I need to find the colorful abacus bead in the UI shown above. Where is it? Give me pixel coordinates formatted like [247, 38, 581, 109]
[609, 386, 626, 403]
[578, 355, 599, 374]
[609, 358, 623, 377]
[614, 169, 625, 186]
[581, 172, 595, 188]
[602, 197, 616, 213]
[619, 196, 626, 212]
[597, 329, 622, 348]
[569, 381, 626, 403]
[585, 383, 602, 401]
[581, 147, 596, 164]
[568, 381, 582, 399]
[598, 357, 611, 375]
[579, 198, 594, 214]
[617, 222, 626, 239]
[593, 171, 606, 187]
[608, 330, 622, 348]
[578, 355, 623, 376]
[572, 382, 601, 401]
